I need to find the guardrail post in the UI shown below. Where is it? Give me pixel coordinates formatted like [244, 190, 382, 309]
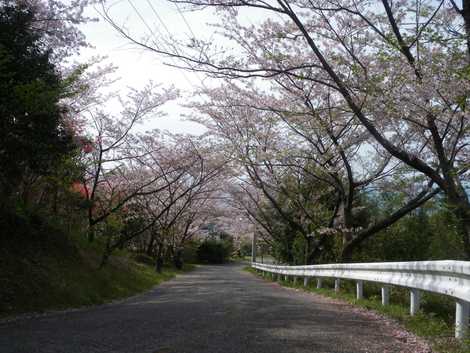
[356, 280, 364, 300]
[284, 275, 289, 282]
[316, 278, 322, 289]
[304, 277, 309, 287]
[293, 276, 298, 285]
[381, 286, 390, 306]
[455, 299, 469, 339]
[410, 288, 421, 315]
[334, 279, 341, 293]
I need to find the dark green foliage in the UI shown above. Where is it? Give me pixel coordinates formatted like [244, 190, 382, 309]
[239, 241, 252, 257]
[0, 206, 77, 313]
[0, 2, 75, 198]
[254, 167, 339, 265]
[132, 253, 155, 266]
[197, 238, 233, 264]
[353, 199, 466, 262]
[182, 240, 200, 264]
[271, 226, 297, 264]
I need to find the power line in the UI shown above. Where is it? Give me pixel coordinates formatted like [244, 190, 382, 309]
[127, 0, 196, 88]
[173, 2, 196, 38]
[127, 0, 194, 87]
[145, 0, 173, 38]
[127, 0, 159, 37]
[127, 0, 207, 89]
[170, 1, 208, 88]
[145, 0, 209, 89]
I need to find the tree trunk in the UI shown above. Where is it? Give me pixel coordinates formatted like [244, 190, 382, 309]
[341, 246, 354, 263]
[304, 236, 309, 265]
[155, 257, 163, 273]
[338, 198, 354, 262]
[52, 184, 58, 215]
[88, 226, 95, 243]
[173, 248, 183, 270]
[155, 243, 164, 273]
[99, 250, 110, 269]
[99, 239, 112, 269]
[146, 233, 155, 256]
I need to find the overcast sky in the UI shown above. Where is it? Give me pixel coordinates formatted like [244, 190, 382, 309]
[79, 0, 217, 135]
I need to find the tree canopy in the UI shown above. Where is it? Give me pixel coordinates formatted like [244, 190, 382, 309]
[0, 1, 75, 198]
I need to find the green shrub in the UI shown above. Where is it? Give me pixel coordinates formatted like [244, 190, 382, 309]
[132, 253, 155, 266]
[182, 240, 199, 264]
[197, 239, 232, 264]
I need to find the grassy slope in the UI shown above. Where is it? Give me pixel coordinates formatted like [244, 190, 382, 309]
[246, 267, 470, 353]
[0, 216, 192, 317]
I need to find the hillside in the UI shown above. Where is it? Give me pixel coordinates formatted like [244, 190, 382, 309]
[0, 209, 188, 317]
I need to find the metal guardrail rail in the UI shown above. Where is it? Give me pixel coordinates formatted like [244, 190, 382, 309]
[252, 260, 470, 339]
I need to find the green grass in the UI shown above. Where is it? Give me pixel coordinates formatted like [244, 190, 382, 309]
[0, 226, 194, 317]
[245, 267, 470, 353]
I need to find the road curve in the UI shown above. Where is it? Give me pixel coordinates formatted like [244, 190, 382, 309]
[0, 264, 426, 353]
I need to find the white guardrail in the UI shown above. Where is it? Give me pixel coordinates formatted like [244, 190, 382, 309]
[252, 260, 470, 339]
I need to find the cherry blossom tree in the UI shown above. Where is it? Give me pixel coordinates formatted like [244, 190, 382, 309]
[98, 134, 227, 268]
[22, 0, 98, 62]
[188, 78, 439, 261]
[104, 0, 470, 259]
[74, 81, 179, 242]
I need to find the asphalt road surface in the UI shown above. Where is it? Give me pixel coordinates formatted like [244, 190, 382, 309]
[0, 264, 425, 353]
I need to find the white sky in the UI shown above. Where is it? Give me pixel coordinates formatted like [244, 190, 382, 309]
[78, 0, 218, 135]
[77, 0, 278, 138]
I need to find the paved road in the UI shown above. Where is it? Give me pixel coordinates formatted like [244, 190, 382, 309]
[0, 264, 425, 353]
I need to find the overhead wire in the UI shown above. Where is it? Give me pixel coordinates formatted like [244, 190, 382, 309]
[145, 0, 205, 86]
[127, 0, 196, 88]
[172, 2, 197, 38]
[144, 0, 211, 89]
[127, 0, 216, 137]
[145, 0, 174, 38]
[169, 0, 209, 88]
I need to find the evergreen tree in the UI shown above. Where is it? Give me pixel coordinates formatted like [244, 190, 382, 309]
[0, 1, 74, 199]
